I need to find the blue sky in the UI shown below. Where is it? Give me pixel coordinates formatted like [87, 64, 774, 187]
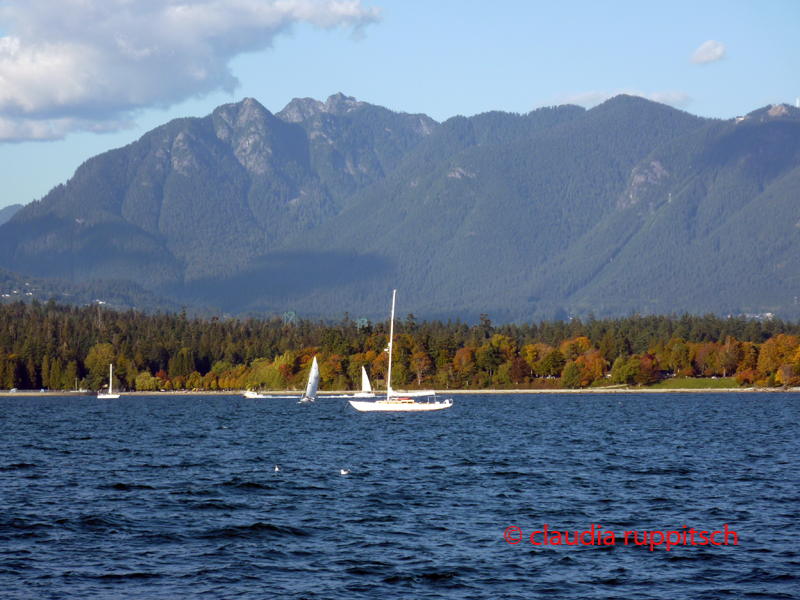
[1, 0, 798, 210]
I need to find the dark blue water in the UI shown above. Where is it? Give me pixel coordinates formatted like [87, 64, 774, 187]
[1, 393, 798, 599]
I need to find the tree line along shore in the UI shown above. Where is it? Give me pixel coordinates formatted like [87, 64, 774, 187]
[1, 300, 799, 393]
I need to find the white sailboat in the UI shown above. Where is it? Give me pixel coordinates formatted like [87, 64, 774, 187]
[352, 366, 376, 398]
[97, 364, 120, 399]
[349, 291, 453, 412]
[299, 356, 320, 403]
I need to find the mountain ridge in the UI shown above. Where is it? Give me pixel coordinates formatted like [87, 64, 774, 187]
[2, 94, 799, 322]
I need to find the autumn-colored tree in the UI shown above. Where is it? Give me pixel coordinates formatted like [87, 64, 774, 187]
[201, 372, 217, 390]
[775, 364, 799, 387]
[635, 354, 659, 385]
[521, 343, 540, 374]
[510, 356, 529, 384]
[489, 334, 518, 363]
[716, 336, 742, 377]
[372, 352, 389, 388]
[739, 343, 758, 371]
[574, 349, 608, 386]
[453, 347, 476, 387]
[734, 369, 757, 386]
[155, 369, 169, 387]
[365, 332, 388, 355]
[187, 371, 203, 390]
[559, 337, 591, 362]
[135, 371, 158, 391]
[693, 342, 719, 377]
[757, 334, 798, 378]
[411, 350, 432, 386]
[321, 354, 348, 389]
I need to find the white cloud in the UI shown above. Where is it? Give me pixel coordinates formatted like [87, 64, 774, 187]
[545, 89, 692, 110]
[691, 40, 726, 64]
[558, 90, 612, 107]
[0, 0, 382, 141]
[648, 90, 691, 107]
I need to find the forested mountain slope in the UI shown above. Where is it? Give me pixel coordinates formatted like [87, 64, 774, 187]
[1, 95, 799, 322]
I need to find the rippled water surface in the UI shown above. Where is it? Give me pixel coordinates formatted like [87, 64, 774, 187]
[1, 393, 798, 599]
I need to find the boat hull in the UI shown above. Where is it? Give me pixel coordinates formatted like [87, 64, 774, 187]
[97, 394, 120, 399]
[348, 399, 453, 412]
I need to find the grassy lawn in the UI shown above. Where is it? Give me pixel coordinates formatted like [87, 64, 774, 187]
[649, 378, 741, 390]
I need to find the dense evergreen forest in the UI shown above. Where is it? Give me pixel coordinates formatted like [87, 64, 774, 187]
[2, 301, 799, 393]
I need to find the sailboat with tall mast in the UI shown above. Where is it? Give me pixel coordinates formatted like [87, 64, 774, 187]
[97, 364, 120, 399]
[349, 291, 453, 412]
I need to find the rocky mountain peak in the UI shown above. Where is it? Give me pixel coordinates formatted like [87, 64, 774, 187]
[212, 97, 277, 175]
[323, 92, 363, 115]
[213, 97, 272, 133]
[277, 93, 364, 123]
[741, 103, 800, 123]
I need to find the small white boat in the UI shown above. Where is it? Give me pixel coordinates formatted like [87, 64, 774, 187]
[97, 364, 120, 399]
[298, 357, 320, 403]
[349, 291, 453, 412]
[348, 395, 453, 412]
[352, 366, 376, 398]
[243, 390, 269, 399]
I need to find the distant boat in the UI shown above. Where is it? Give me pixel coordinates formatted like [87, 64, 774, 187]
[298, 357, 320, 403]
[243, 357, 319, 401]
[97, 364, 120, 399]
[352, 366, 375, 398]
[349, 291, 453, 412]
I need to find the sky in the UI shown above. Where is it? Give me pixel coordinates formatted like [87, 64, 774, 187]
[1, 0, 798, 211]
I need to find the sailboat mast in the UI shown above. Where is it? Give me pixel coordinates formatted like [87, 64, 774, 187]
[109, 364, 113, 394]
[387, 290, 396, 396]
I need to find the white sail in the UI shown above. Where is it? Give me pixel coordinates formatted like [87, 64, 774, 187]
[300, 357, 319, 402]
[349, 290, 452, 412]
[361, 366, 372, 393]
[351, 365, 376, 397]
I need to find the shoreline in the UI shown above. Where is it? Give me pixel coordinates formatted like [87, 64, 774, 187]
[2, 387, 800, 397]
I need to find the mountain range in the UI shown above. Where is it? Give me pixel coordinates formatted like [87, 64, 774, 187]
[2, 93, 799, 322]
